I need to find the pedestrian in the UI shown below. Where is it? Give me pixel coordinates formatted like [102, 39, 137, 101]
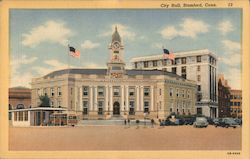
[128, 119, 130, 127]
[124, 119, 127, 127]
[151, 119, 154, 128]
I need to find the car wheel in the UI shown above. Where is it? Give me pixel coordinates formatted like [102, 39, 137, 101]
[233, 126, 236, 129]
[226, 125, 229, 128]
[215, 125, 217, 128]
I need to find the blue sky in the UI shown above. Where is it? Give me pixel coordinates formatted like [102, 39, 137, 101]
[10, 9, 242, 89]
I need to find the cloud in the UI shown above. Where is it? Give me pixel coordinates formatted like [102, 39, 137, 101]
[152, 43, 163, 49]
[100, 23, 136, 41]
[10, 55, 38, 88]
[218, 20, 234, 35]
[22, 20, 73, 47]
[221, 53, 241, 67]
[82, 62, 105, 68]
[224, 68, 241, 89]
[10, 72, 34, 88]
[160, 18, 209, 40]
[81, 40, 100, 49]
[222, 40, 241, 52]
[32, 59, 69, 76]
[11, 55, 37, 75]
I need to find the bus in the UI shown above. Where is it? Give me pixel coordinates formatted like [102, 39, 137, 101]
[49, 113, 78, 126]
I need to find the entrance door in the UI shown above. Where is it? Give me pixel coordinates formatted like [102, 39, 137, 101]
[113, 102, 120, 115]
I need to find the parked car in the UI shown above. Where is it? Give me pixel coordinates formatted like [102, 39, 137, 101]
[183, 117, 195, 125]
[160, 119, 172, 126]
[206, 117, 214, 125]
[234, 118, 242, 126]
[214, 118, 238, 128]
[193, 117, 208, 128]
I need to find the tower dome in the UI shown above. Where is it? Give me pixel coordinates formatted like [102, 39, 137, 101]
[111, 26, 121, 43]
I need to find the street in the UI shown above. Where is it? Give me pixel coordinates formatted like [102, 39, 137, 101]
[9, 125, 241, 151]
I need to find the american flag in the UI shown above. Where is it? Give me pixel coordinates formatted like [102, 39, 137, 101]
[163, 48, 175, 60]
[69, 46, 80, 58]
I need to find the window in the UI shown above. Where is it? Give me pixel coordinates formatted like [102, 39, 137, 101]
[197, 85, 201, 91]
[197, 65, 201, 71]
[98, 101, 103, 115]
[83, 87, 88, 96]
[159, 89, 162, 96]
[187, 90, 190, 98]
[113, 87, 120, 96]
[144, 101, 149, 113]
[181, 57, 186, 64]
[70, 88, 73, 95]
[170, 108, 172, 112]
[163, 59, 167, 66]
[57, 87, 62, 96]
[181, 90, 185, 98]
[172, 67, 177, 74]
[14, 112, 17, 121]
[43, 88, 47, 96]
[176, 89, 179, 97]
[197, 75, 201, 82]
[129, 88, 135, 96]
[153, 60, 158, 67]
[57, 101, 61, 107]
[197, 94, 202, 101]
[197, 56, 201, 62]
[197, 108, 202, 115]
[98, 87, 104, 96]
[169, 88, 173, 97]
[144, 61, 148, 68]
[135, 62, 138, 69]
[129, 101, 135, 115]
[18, 112, 23, 121]
[50, 88, 54, 97]
[181, 66, 186, 79]
[144, 88, 150, 96]
[83, 101, 88, 115]
[24, 111, 28, 121]
[51, 101, 54, 107]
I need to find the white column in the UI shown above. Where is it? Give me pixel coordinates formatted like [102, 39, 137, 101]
[136, 86, 140, 111]
[125, 85, 129, 111]
[121, 85, 124, 112]
[140, 86, 144, 111]
[110, 86, 113, 111]
[94, 86, 98, 111]
[105, 85, 109, 111]
[79, 86, 83, 112]
[89, 86, 93, 111]
[150, 86, 154, 111]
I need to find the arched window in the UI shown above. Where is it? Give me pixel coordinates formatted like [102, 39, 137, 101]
[16, 104, 24, 109]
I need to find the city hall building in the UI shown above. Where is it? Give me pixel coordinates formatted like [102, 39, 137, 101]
[31, 28, 197, 120]
[130, 48, 218, 118]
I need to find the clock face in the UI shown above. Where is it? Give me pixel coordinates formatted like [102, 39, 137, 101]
[112, 42, 120, 50]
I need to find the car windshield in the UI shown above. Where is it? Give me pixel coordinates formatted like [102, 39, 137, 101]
[196, 117, 207, 122]
[224, 118, 236, 123]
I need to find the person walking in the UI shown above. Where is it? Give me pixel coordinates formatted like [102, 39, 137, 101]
[124, 119, 127, 128]
[151, 119, 154, 128]
[128, 119, 130, 127]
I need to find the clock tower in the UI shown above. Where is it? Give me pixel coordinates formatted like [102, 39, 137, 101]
[107, 26, 126, 78]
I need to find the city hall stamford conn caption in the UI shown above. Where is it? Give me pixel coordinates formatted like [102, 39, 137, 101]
[31, 27, 197, 120]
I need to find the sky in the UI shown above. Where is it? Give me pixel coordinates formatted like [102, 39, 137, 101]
[10, 9, 242, 89]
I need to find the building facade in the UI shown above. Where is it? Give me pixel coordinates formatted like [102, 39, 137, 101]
[130, 49, 218, 118]
[31, 28, 197, 120]
[9, 87, 31, 110]
[229, 90, 242, 118]
[218, 74, 231, 118]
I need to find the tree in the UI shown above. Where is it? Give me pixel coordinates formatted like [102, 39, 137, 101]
[39, 94, 51, 107]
